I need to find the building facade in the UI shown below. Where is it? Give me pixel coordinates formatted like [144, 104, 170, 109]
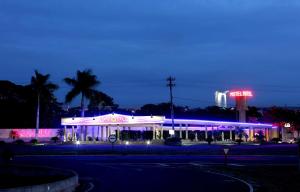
[61, 113, 277, 142]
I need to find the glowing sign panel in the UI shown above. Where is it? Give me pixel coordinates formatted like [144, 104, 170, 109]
[101, 116, 127, 124]
[12, 129, 55, 138]
[229, 91, 253, 97]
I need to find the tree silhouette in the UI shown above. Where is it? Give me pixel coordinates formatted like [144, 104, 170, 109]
[64, 69, 100, 117]
[31, 70, 58, 139]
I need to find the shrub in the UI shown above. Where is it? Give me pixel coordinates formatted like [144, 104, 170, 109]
[206, 137, 213, 145]
[9, 130, 20, 140]
[30, 139, 38, 144]
[271, 138, 281, 144]
[0, 140, 6, 145]
[88, 136, 93, 141]
[255, 130, 265, 144]
[14, 139, 25, 145]
[56, 129, 64, 138]
[164, 137, 182, 146]
[51, 136, 59, 143]
[235, 139, 243, 145]
[188, 132, 195, 141]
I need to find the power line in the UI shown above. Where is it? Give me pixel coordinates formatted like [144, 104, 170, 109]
[166, 76, 175, 132]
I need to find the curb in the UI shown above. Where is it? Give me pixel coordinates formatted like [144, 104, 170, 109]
[0, 167, 78, 192]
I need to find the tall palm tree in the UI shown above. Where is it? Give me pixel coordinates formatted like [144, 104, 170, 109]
[64, 69, 100, 140]
[64, 69, 100, 117]
[31, 70, 58, 139]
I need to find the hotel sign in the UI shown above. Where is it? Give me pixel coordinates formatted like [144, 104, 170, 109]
[229, 90, 253, 97]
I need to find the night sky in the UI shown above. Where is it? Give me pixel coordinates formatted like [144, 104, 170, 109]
[1, 1, 300, 108]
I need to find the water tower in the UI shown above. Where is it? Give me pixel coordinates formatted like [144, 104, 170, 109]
[215, 90, 229, 108]
[229, 90, 253, 122]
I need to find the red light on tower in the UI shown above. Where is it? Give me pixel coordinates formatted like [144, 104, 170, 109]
[229, 90, 254, 122]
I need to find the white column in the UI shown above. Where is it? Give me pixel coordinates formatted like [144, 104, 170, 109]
[97, 126, 100, 141]
[185, 124, 188, 140]
[249, 127, 253, 141]
[75, 126, 78, 141]
[72, 126, 75, 141]
[64, 126, 67, 142]
[212, 127, 214, 140]
[179, 124, 182, 139]
[229, 127, 233, 141]
[117, 126, 120, 141]
[92, 126, 95, 141]
[100, 126, 103, 141]
[160, 125, 164, 140]
[106, 126, 109, 141]
[80, 126, 84, 141]
[195, 131, 198, 142]
[265, 128, 269, 141]
[152, 127, 155, 140]
[205, 126, 208, 139]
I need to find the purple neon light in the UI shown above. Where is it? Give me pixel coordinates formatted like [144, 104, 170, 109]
[62, 113, 275, 128]
[164, 118, 274, 127]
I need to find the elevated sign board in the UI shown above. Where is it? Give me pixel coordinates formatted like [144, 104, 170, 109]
[229, 91, 253, 97]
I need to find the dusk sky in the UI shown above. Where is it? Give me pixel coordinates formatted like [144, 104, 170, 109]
[1, 0, 300, 108]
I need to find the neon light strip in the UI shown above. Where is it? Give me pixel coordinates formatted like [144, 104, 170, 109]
[164, 119, 274, 127]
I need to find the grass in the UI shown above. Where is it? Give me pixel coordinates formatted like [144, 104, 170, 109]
[0, 164, 70, 189]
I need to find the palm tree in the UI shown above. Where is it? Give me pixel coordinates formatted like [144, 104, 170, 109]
[31, 70, 58, 139]
[64, 69, 100, 140]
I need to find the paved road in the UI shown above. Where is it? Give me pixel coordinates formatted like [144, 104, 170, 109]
[12, 155, 255, 192]
[3, 143, 298, 156]
[5, 144, 298, 192]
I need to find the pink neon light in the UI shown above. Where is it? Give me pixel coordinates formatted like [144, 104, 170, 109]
[101, 115, 127, 123]
[229, 91, 253, 97]
[13, 129, 54, 138]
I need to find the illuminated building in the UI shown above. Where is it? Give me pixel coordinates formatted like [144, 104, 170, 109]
[61, 113, 276, 142]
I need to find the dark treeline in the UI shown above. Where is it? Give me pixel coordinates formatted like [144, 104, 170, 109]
[0, 79, 116, 128]
[0, 80, 61, 128]
[1, 78, 300, 135]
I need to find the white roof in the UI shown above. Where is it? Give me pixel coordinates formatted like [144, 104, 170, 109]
[61, 113, 274, 128]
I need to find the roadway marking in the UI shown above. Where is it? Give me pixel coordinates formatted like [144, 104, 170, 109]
[228, 163, 245, 167]
[157, 163, 169, 167]
[85, 182, 94, 192]
[207, 171, 254, 192]
[189, 163, 207, 167]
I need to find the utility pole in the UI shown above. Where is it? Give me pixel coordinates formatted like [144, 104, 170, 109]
[166, 76, 175, 134]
